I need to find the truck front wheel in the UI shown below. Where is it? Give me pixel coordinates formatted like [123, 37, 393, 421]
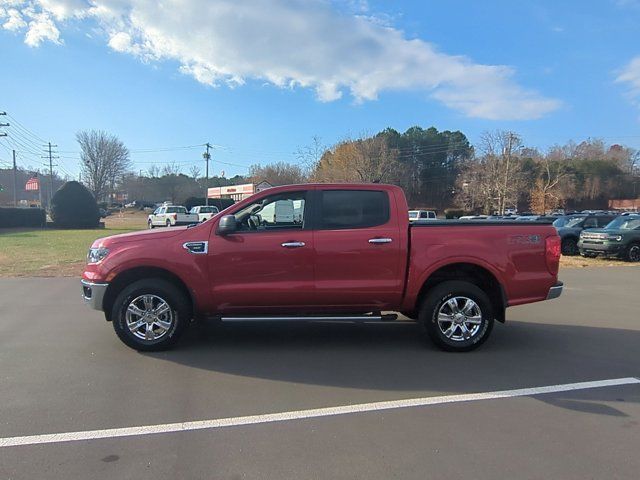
[111, 279, 191, 351]
[419, 281, 494, 352]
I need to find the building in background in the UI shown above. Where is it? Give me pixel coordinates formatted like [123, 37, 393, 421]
[609, 198, 640, 212]
[208, 181, 272, 202]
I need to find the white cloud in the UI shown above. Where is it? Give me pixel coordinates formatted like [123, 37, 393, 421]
[617, 56, 640, 94]
[0, 0, 561, 120]
[24, 10, 61, 46]
[2, 8, 27, 31]
[616, 56, 640, 109]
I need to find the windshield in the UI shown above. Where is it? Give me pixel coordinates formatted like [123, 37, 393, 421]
[605, 216, 640, 230]
[563, 216, 586, 228]
[408, 211, 419, 219]
[199, 207, 217, 213]
[553, 216, 573, 227]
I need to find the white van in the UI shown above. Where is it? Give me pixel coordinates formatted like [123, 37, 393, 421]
[259, 199, 295, 225]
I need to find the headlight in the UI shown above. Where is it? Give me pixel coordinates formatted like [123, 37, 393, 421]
[606, 235, 622, 242]
[87, 247, 110, 264]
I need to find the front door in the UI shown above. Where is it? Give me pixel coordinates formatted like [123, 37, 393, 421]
[207, 190, 314, 313]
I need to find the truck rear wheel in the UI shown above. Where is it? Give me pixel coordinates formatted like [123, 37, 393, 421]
[111, 279, 191, 351]
[419, 281, 494, 352]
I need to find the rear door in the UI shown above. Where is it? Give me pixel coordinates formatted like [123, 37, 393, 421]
[313, 188, 404, 309]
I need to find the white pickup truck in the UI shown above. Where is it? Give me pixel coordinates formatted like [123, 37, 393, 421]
[189, 205, 220, 223]
[148, 206, 199, 228]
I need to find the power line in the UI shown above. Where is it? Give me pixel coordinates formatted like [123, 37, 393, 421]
[5, 113, 47, 144]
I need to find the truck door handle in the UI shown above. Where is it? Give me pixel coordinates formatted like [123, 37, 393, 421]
[281, 241, 306, 248]
[369, 238, 393, 244]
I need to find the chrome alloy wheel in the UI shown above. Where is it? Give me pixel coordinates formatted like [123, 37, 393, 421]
[125, 294, 174, 341]
[629, 245, 640, 262]
[437, 296, 482, 342]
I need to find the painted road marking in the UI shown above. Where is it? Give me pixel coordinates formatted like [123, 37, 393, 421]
[1, 377, 638, 448]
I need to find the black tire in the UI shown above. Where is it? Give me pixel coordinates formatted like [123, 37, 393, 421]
[561, 237, 578, 256]
[419, 281, 494, 352]
[111, 279, 191, 351]
[148, 220, 154, 229]
[166, 219, 171, 228]
[625, 243, 640, 262]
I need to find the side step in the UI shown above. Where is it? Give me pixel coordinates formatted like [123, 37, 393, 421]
[219, 313, 399, 323]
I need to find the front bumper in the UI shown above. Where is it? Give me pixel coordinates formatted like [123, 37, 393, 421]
[578, 241, 623, 256]
[81, 279, 108, 311]
[546, 281, 563, 300]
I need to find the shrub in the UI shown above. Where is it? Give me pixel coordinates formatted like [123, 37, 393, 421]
[0, 207, 46, 228]
[51, 181, 100, 228]
[444, 208, 468, 219]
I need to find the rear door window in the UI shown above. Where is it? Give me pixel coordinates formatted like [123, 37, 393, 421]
[319, 190, 389, 229]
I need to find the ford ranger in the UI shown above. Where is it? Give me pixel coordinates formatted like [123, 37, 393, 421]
[81, 184, 563, 352]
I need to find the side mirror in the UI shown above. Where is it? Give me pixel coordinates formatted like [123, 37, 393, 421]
[217, 215, 237, 235]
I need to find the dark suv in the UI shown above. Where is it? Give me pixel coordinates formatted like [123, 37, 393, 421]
[578, 215, 640, 262]
[553, 214, 617, 255]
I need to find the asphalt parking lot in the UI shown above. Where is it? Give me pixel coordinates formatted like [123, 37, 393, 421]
[1, 267, 639, 479]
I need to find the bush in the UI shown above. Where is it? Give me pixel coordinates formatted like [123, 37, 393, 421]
[184, 196, 235, 211]
[0, 207, 46, 228]
[444, 208, 468, 219]
[51, 181, 100, 228]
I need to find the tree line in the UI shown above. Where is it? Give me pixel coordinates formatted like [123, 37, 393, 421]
[4, 127, 637, 213]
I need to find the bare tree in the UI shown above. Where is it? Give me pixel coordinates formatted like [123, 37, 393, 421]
[189, 165, 201, 179]
[295, 135, 326, 174]
[161, 162, 181, 176]
[249, 161, 306, 185]
[147, 165, 160, 178]
[477, 130, 525, 214]
[77, 130, 131, 201]
[529, 156, 569, 214]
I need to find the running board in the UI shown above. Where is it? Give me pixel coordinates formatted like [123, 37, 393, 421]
[219, 313, 399, 323]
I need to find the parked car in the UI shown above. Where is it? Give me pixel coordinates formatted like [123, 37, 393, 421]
[409, 209, 437, 221]
[554, 214, 617, 255]
[578, 214, 640, 261]
[81, 183, 562, 352]
[189, 205, 220, 223]
[147, 205, 199, 228]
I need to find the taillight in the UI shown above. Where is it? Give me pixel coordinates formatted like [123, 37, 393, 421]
[545, 235, 561, 275]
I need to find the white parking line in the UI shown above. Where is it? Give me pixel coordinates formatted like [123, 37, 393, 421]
[1, 377, 638, 448]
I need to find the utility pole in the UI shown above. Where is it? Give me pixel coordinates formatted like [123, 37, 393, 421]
[203, 142, 212, 206]
[13, 150, 17, 206]
[42, 142, 58, 207]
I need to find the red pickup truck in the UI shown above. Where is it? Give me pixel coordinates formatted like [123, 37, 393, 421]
[81, 184, 562, 352]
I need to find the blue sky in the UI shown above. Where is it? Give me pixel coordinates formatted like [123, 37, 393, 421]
[1, 0, 639, 179]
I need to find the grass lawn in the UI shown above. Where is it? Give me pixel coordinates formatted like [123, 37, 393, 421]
[0, 210, 147, 277]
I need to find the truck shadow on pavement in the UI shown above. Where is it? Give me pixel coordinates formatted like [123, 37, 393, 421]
[145, 319, 640, 416]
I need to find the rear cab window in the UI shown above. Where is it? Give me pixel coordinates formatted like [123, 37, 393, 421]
[318, 190, 389, 229]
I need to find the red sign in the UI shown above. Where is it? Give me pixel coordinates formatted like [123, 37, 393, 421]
[25, 177, 40, 191]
